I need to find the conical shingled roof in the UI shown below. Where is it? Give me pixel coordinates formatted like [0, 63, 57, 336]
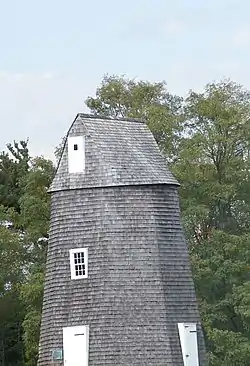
[49, 113, 179, 192]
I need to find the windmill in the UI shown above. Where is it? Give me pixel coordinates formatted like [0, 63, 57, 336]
[38, 114, 206, 366]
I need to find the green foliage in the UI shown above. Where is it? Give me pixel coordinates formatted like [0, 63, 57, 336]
[0, 226, 26, 365]
[0, 141, 54, 366]
[86, 74, 184, 159]
[1, 75, 250, 365]
[18, 157, 54, 366]
[174, 79, 250, 364]
[0, 143, 29, 364]
[19, 157, 54, 241]
[87, 75, 250, 364]
[207, 329, 250, 366]
[20, 272, 44, 366]
[54, 136, 66, 163]
[180, 80, 250, 232]
[0, 140, 30, 212]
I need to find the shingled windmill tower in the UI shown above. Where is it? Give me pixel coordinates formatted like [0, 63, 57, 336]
[38, 114, 206, 366]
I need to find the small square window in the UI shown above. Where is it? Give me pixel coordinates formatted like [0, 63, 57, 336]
[69, 248, 88, 279]
[73, 144, 78, 151]
[52, 349, 63, 361]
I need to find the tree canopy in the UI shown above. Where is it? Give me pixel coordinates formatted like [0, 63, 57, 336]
[1, 75, 250, 365]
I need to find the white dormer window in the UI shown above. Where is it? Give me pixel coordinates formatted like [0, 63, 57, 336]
[69, 248, 88, 279]
[68, 136, 85, 173]
[178, 323, 199, 366]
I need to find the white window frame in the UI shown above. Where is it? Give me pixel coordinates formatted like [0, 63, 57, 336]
[69, 248, 88, 280]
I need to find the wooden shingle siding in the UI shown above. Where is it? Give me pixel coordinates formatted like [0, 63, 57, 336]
[38, 115, 206, 365]
[49, 114, 178, 193]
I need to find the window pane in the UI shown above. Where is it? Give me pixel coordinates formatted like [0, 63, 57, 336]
[70, 249, 87, 279]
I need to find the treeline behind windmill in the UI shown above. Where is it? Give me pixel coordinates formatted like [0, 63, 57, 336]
[0, 76, 250, 366]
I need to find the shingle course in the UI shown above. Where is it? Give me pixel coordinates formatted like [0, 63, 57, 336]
[38, 115, 206, 366]
[49, 114, 178, 192]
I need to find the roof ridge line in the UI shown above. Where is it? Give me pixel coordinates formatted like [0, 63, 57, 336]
[78, 113, 146, 124]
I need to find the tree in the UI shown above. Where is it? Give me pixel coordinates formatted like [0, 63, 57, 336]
[20, 272, 44, 366]
[18, 157, 55, 366]
[0, 140, 30, 212]
[190, 230, 250, 365]
[0, 224, 26, 365]
[181, 80, 250, 232]
[174, 80, 250, 365]
[86, 74, 184, 160]
[86, 75, 250, 364]
[0, 75, 249, 364]
[0, 140, 31, 366]
[0, 141, 55, 366]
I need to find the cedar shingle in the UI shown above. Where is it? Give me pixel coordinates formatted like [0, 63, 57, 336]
[38, 114, 207, 365]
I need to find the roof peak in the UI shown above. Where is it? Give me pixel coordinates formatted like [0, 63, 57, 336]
[48, 113, 179, 192]
[77, 113, 145, 124]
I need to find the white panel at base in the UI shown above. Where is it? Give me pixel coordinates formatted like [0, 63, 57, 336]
[63, 325, 89, 366]
[68, 136, 85, 173]
[178, 323, 199, 366]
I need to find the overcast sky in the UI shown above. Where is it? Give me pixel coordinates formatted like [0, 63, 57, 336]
[0, 0, 250, 160]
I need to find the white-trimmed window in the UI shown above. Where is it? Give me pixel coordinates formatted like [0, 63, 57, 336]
[69, 248, 88, 279]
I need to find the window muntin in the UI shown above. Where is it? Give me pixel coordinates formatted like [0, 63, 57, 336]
[69, 248, 88, 279]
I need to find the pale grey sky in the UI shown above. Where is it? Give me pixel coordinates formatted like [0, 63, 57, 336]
[1, 0, 250, 160]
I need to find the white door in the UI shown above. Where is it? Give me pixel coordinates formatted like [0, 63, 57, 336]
[178, 323, 199, 366]
[63, 325, 89, 366]
[68, 136, 85, 173]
